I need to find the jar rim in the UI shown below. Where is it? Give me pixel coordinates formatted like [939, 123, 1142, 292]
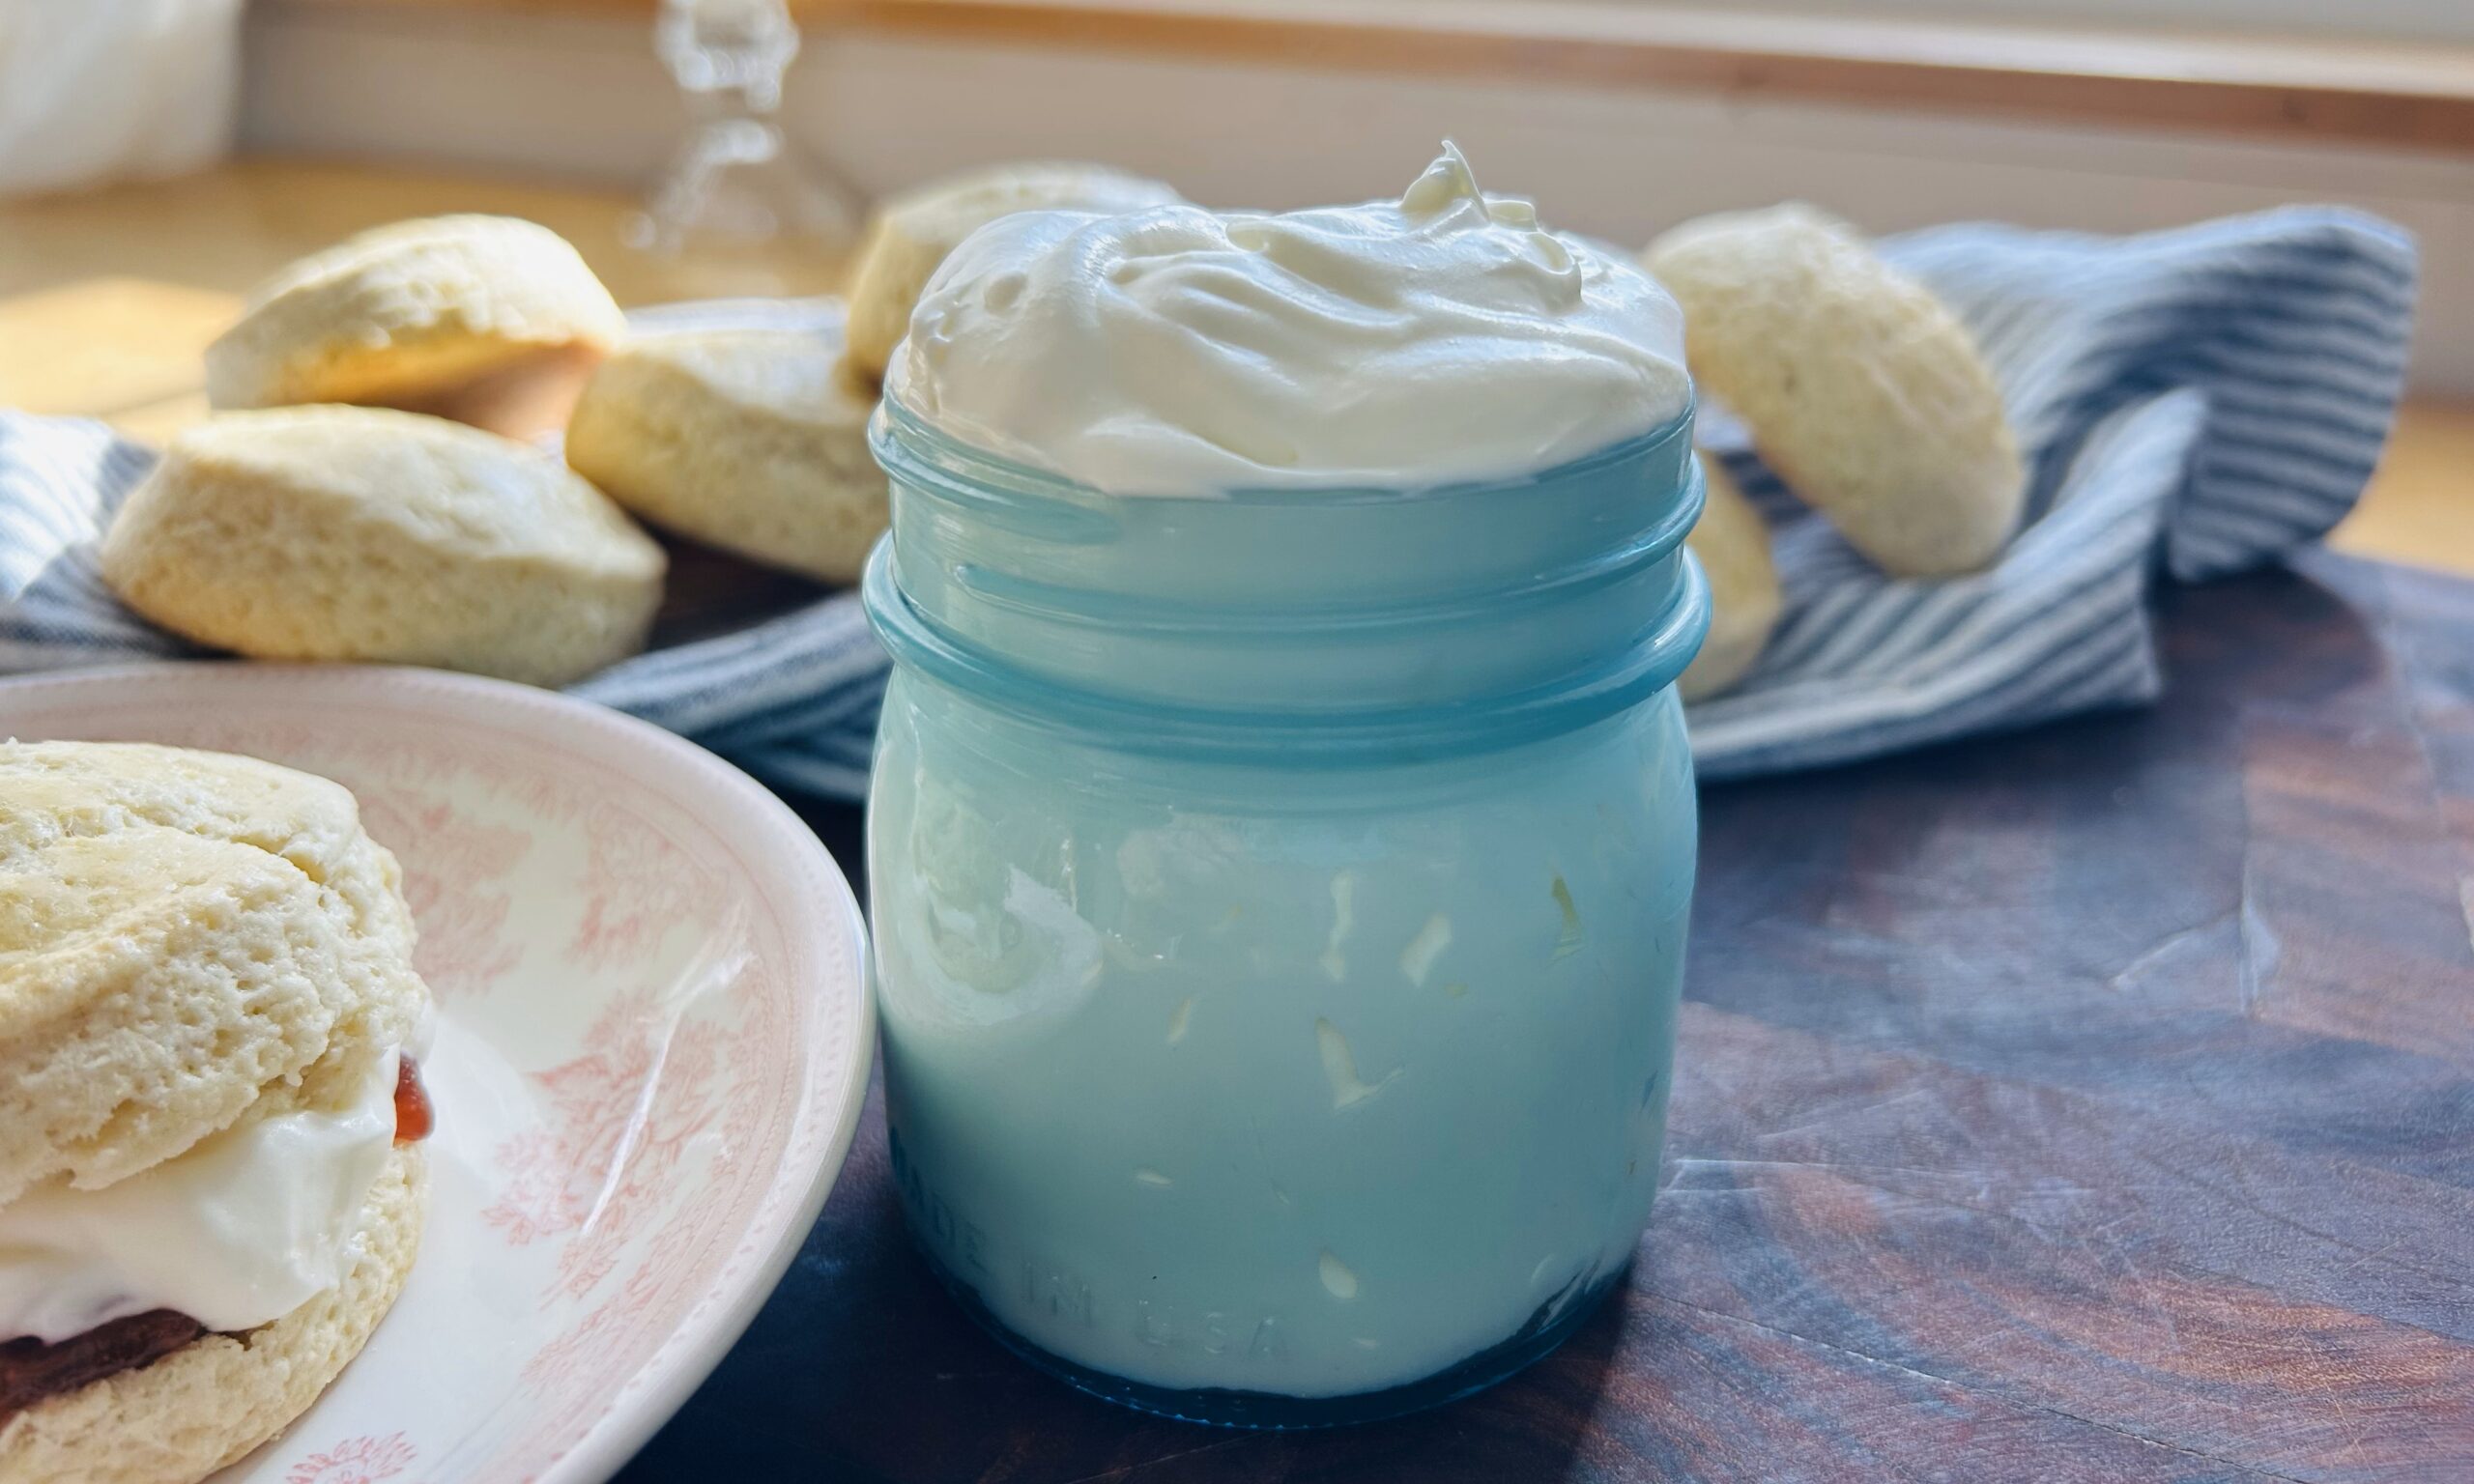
[866, 388, 1712, 760]
[871, 391, 1700, 508]
[864, 539, 1711, 763]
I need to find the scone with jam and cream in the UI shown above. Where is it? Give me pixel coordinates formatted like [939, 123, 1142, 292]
[0, 741, 434, 1484]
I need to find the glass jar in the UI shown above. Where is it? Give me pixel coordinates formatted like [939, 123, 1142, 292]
[863, 397, 1708, 1427]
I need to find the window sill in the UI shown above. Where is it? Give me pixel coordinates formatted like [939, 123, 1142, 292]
[312, 0, 2474, 154]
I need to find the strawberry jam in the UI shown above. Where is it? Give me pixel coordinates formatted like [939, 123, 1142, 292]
[393, 1057, 433, 1143]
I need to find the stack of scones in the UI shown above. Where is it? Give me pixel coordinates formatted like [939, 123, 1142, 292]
[100, 163, 1184, 688]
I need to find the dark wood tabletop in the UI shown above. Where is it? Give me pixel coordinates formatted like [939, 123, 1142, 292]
[617, 549, 2474, 1484]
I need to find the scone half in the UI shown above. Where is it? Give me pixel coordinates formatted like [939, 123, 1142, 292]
[1646, 203, 2024, 578]
[0, 1148, 427, 1484]
[565, 316, 887, 585]
[204, 214, 625, 437]
[1679, 454, 1783, 702]
[845, 161, 1183, 383]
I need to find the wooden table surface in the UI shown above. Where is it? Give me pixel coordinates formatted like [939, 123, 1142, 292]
[0, 157, 2469, 580]
[5, 160, 2471, 1479]
[631, 549, 2474, 1483]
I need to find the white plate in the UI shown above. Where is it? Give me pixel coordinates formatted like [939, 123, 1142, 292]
[0, 663, 874, 1484]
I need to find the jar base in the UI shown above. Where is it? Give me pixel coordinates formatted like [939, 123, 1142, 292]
[914, 1243, 1626, 1430]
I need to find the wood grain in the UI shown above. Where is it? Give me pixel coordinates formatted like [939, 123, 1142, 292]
[307, 0, 2474, 153]
[617, 548, 2474, 1482]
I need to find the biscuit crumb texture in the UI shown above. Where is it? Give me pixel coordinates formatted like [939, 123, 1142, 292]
[0, 741, 426, 1208]
[845, 161, 1182, 382]
[204, 214, 624, 412]
[101, 407, 666, 687]
[566, 318, 888, 584]
[1647, 204, 2023, 578]
[0, 1146, 427, 1484]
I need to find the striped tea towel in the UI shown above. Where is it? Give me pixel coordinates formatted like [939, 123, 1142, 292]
[0, 207, 2418, 800]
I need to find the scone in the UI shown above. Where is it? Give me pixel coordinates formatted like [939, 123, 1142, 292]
[101, 406, 667, 688]
[204, 215, 626, 438]
[1679, 455, 1782, 703]
[1645, 205, 2024, 577]
[0, 741, 435, 1484]
[845, 161, 1182, 382]
[565, 315, 887, 584]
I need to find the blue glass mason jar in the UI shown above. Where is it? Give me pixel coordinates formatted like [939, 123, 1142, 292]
[863, 396, 1708, 1427]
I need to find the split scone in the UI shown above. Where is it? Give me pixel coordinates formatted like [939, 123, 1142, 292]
[101, 406, 667, 688]
[844, 161, 1183, 383]
[564, 311, 887, 585]
[1679, 455, 1783, 702]
[0, 740, 436, 1484]
[1646, 204, 2024, 578]
[204, 214, 626, 437]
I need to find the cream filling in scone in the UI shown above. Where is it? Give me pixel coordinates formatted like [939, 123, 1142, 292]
[0, 1047, 415, 1345]
[0, 1146, 429, 1483]
[0, 1051, 433, 1451]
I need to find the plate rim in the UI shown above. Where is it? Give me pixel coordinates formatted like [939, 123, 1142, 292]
[0, 660, 876, 1484]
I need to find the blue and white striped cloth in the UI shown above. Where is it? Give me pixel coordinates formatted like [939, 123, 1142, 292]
[0, 206, 2417, 800]
[1688, 205, 2415, 776]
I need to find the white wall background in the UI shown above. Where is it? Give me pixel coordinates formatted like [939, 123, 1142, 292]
[244, 1, 2474, 391]
[1614, 0, 2474, 44]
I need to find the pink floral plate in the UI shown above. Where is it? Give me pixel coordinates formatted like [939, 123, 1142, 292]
[0, 663, 874, 1484]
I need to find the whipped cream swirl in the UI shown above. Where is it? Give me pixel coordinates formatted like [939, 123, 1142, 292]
[886, 144, 1690, 496]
